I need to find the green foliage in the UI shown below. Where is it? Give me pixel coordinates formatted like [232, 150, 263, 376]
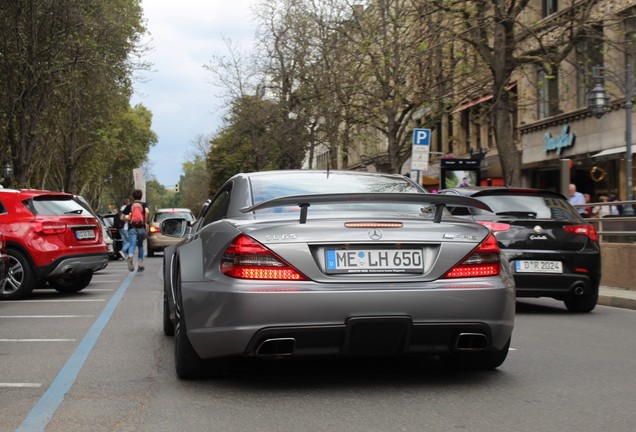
[206, 95, 307, 192]
[0, 0, 149, 197]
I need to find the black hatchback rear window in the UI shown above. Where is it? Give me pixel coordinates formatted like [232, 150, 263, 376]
[26, 196, 90, 216]
[472, 195, 579, 219]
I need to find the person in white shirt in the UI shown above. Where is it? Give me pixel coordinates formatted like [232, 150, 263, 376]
[568, 184, 586, 215]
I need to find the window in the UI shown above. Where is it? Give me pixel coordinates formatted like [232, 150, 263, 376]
[577, 25, 604, 108]
[542, 0, 557, 18]
[537, 66, 560, 119]
[201, 188, 231, 227]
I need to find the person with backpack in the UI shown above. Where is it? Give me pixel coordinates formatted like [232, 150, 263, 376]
[121, 189, 150, 272]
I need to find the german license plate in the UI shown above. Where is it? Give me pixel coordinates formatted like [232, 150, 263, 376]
[515, 260, 562, 273]
[75, 229, 95, 240]
[325, 249, 423, 274]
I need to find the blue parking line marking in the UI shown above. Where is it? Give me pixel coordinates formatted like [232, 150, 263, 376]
[17, 271, 136, 432]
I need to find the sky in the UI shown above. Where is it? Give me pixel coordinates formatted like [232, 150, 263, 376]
[131, 0, 257, 187]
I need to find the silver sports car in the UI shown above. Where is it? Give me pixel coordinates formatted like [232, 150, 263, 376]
[161, 170, 515, 379]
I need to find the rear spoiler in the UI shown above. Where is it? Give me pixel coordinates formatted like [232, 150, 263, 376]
[241, 193, 492, 224]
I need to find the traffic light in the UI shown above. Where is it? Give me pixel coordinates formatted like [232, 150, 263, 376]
[175, 183, 180, 193]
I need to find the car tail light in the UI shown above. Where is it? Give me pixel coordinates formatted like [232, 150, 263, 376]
[477, 221, 511, 232]
[564, 224, 598, 241]
[443, 233, 501, 279]
[148, 225, 159, 234]
[221, 234, 307, 281]
[33, 221, 67, 235]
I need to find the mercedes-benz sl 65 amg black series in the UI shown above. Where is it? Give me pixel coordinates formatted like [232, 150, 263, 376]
[161, 170, 515, 379]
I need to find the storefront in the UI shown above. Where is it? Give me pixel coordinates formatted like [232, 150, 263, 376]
[519, 109, 633, 201]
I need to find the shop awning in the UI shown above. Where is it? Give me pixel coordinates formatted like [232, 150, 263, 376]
[452, 94, 493, 113]
[592, 146, 626, 157]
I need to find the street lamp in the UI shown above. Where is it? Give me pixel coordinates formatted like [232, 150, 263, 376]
[588, 64, 634, 215]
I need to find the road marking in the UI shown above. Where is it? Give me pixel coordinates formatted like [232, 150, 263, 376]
[82, 288, 114, 292]
[2, 299, 105, 303]
[0, 315, 93, 319]
[17, 271, 136, 432]
[0, 339, 76, 342]
[0, 383, 42, 388]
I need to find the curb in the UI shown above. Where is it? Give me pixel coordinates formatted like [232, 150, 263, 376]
[598, 294, 636, 311]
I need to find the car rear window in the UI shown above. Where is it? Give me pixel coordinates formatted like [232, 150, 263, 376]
[249, 172, 429, 216]
[472, 194, 579, 219]
[154, 211, 194, 222]
[27, 196, 90, 216]
[250, 172, 419, 203]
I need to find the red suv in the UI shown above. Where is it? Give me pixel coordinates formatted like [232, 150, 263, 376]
[0, 189, 110, 300]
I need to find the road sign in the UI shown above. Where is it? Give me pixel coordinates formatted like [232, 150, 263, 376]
[413, 128, 431, 145]
[411, 128, 431, 170]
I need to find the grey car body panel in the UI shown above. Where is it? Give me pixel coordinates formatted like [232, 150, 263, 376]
[165, 170, 515, 361]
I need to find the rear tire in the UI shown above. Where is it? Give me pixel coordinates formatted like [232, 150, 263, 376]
[440, 337, 511, 371]
[147, 248, 155, 257]
[564, 286, 598, 313]
[163, 293, 175, 336]
[48, 272, 93, 293]
[2, 249, 36, 300]
[173, 269, 229, 379]
[175, 306, 207, 379]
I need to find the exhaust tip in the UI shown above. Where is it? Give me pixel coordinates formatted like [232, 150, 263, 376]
[571, 283, 586, 296]
[573, 286, 585, 295]
[455, 333, 488, 350]
[256, 338, 295, 357]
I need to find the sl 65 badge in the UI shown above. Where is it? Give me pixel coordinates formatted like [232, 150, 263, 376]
[443, 233, 477, 240]
[265, 234, 297, 241]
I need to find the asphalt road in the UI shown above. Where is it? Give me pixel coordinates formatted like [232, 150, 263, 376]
[2, 257, 635, 432]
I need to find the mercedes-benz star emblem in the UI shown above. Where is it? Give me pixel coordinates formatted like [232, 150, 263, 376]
[533, 225, 543, 234]
[368, 228, 383, 240]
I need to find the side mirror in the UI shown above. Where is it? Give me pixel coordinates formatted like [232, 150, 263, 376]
[159, 217, 188, 238]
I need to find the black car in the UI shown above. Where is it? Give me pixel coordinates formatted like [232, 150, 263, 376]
[439, 187, 601, 313]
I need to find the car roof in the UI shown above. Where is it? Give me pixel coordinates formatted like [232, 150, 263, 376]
[154, 208, 193, 213]
[240, 169, 408, 180]
[0, 188, 72, 199]
[440, 186, 567, 200]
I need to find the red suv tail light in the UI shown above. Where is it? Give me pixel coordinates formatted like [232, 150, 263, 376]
[34, 221, 67, 235]
[564, 224, 598, 241]
[443, 233, 501, 279]
[148, 225, 160, 234]
[221, 234, 307, 281]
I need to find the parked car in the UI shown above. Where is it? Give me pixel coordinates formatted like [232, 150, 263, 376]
[146, 208, 195, 257]
[99, 213, 124, 259]
[0, 231, 9, 293]
[0, 189, 110, 300]
[438, 187, 601, 313]
[160, 170, 515, 379]
[72, 196, 117, 259]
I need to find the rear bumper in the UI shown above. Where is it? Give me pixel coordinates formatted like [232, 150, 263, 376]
[182, 279, 515, 359]
[515, 272, 599, 298]
[35, 253, 110, 278]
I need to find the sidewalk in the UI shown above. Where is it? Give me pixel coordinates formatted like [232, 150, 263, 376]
[598, 286, 636, 311]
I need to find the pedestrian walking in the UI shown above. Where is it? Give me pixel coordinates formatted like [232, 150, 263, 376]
[121, 189, 149, 272]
